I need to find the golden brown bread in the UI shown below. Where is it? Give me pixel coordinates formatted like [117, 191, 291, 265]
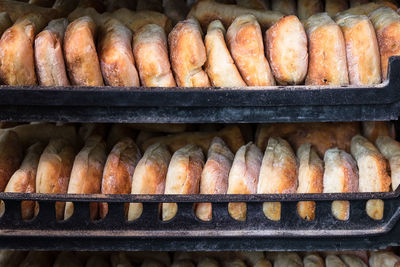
[0, 12, 11, 36]
[336, 14, 381, 85]
[64, 136, 107, 220]
[369, 252, 400, 267]
[376, 135, 400, 191]
[188, 0, 283, 31]
[53, 251, 83, 267]
[304, 13, 349, 85]
[98, 16, 140, 87]
[133, 24, 176, 87]
[298, 0, 323, 20]
[0, 13, 48, 85]
[227, 142, 262, 221]
[236, 0, 269, 9]
[196, 137, 234, 221]
[265, 15, 308, 85]
[258, 137, 297, 221]
[128, 143, 171, 221]
[64, 16, 104, 86]
[141, 125, 245, 154]
[296, 143, 324, 221]
[162, 144, 204, 221]
[271, 0, 296, 15]
[168, 18, 210, 87]
[0, 0, 58, 22]
[362, 121, 396, 143]
[3, 142, 44, 220]
[204, 20, 246, 87]
[255, 122, 361, 157]
[326, 0, 349, 17]
[323, 148, 359, 221]
[35, 18, 70, 86]
[369, 7, 400, 80]
[227, 14, 275, 86]
[100, 137, 141, 219]
[339, 255, 367, 267]
[36, 138, 75, 220]
[0, 131, 23, 192]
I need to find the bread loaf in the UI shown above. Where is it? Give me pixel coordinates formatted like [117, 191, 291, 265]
[227, 15, 275, 86]
[298, 0, 323, 20]
[133, 24, 176, 87]
[336, 14, 381, 85]
[340, 255, 367, 267]
[258, 137, 297, 221]
[227, 142, 262, 221]
[369, 252, 400, 267]
[304, 13, 349, 85]
[271, 253, 303, 267]
[162, 144, 204, 221]
[128, 143, 171, 221]
[325, 255, 346, 267]
[362, 121, 396, 143]
[271, 0, 296, 15]
[265, 15, 308, 85]
[303, 253, 325, 267]
[98, 16, 140, 87]
[35, 18, 70, 86]
[296, 143, 323, 221]
[0, 131, 22, 192]
[376, 136, 400, 191]
[196, 137, 234, 221]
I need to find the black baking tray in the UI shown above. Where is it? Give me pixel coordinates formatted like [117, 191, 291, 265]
[0, 188, 399, 251]
[0, 57, 400, 123]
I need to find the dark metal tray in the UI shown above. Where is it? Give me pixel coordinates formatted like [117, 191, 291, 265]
[0, 58, 400, 123]
[1, 189, 399, 251]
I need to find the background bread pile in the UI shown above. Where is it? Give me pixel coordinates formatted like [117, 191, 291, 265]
[0, 0, 399, 87]
[0, 121, 397, 222]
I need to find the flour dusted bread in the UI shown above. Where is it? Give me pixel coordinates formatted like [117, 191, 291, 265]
[227, 15, 275, 86]
[296, 143, 323, 221]
[35, 18, 70, 86]
[100, 138, 141, 219]
[3, 142, 44, 220]
[188, 0, 283, 30]
[376, 136, 400, 191]
[99, 16, 139, 87]
[0, 13, 48, 85]
[336, 14, 381, 85]
[64, 16, 104, 86]
[128, 143, 171, 221]
[162, 144, 204, 221]
[351, 135, 390, 220]
[362, 121, 396, 143]
[369, 251, 400, 267]
[196, 137, 234, 221]
[298, 0, 323, 20]
[169, 18, 210, 87]
[205, 20, 246, 87]
[304, 13, 349, 85]
[265, 15, 308, 85]
[227, 142, 262, 221]
[65, 136, 107, 220]
[326, 0, 349, 17]
[258, 137, 297, 221]
[0, 131, 22, 192]
[268, 252, 302, 267]
[133, 24, 176, 87]
[271, 0, 296, 15]
[369, 7, 400, 79]
[340, 255, 367, 267]
[323, 148, 359, 220]
[303, 253, 325, 267]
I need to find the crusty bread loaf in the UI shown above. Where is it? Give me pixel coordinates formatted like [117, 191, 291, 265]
[265, 15, 308, 85]
[67, 7, 101, 24]
[323, 148, 359, 221]
[258, 137, 297, 221]
[326, 0, 348, 17]
[336, 14, 381, 85]
[325, 255, 346, 267]
[168, 18, 210, 87]
[376, 136, 400, 191]
[162, 144, 204, 221]
[304, 13, 349, 85]
[254, 259, 272, 267]
[0, 131, 22, 192]
[369, 7, 400, 79]
[362, 121, 396, 143]
[4, 142, 44, 220]
[0, 12, 11, 36]
[204, 20, 246, 87]
[64, 16, 104, 86]
[227, 14, 275, 86]
[64, 136, 106, 220]
[36, 138, 75, 220]
[296, 143, 323, 221]
[271, 0, 296, 15]
[133, 24, 176, 87]
[227, 142, 262, 221]
[53, 251, 84, 267]
[128, 143, 171, 221]
[237, 0, 269, 9]
[188, 0, 283, 31]
[303, 253, 325, 267]
[35, 18, 70, 86]
[340, 255, 367, 267]
[196, 137, 234, 221]
[369, 252, 400, 267]
[100, 138, 141, 219]
[98, 16, 139, 87]
[298, 0, 323, 20]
